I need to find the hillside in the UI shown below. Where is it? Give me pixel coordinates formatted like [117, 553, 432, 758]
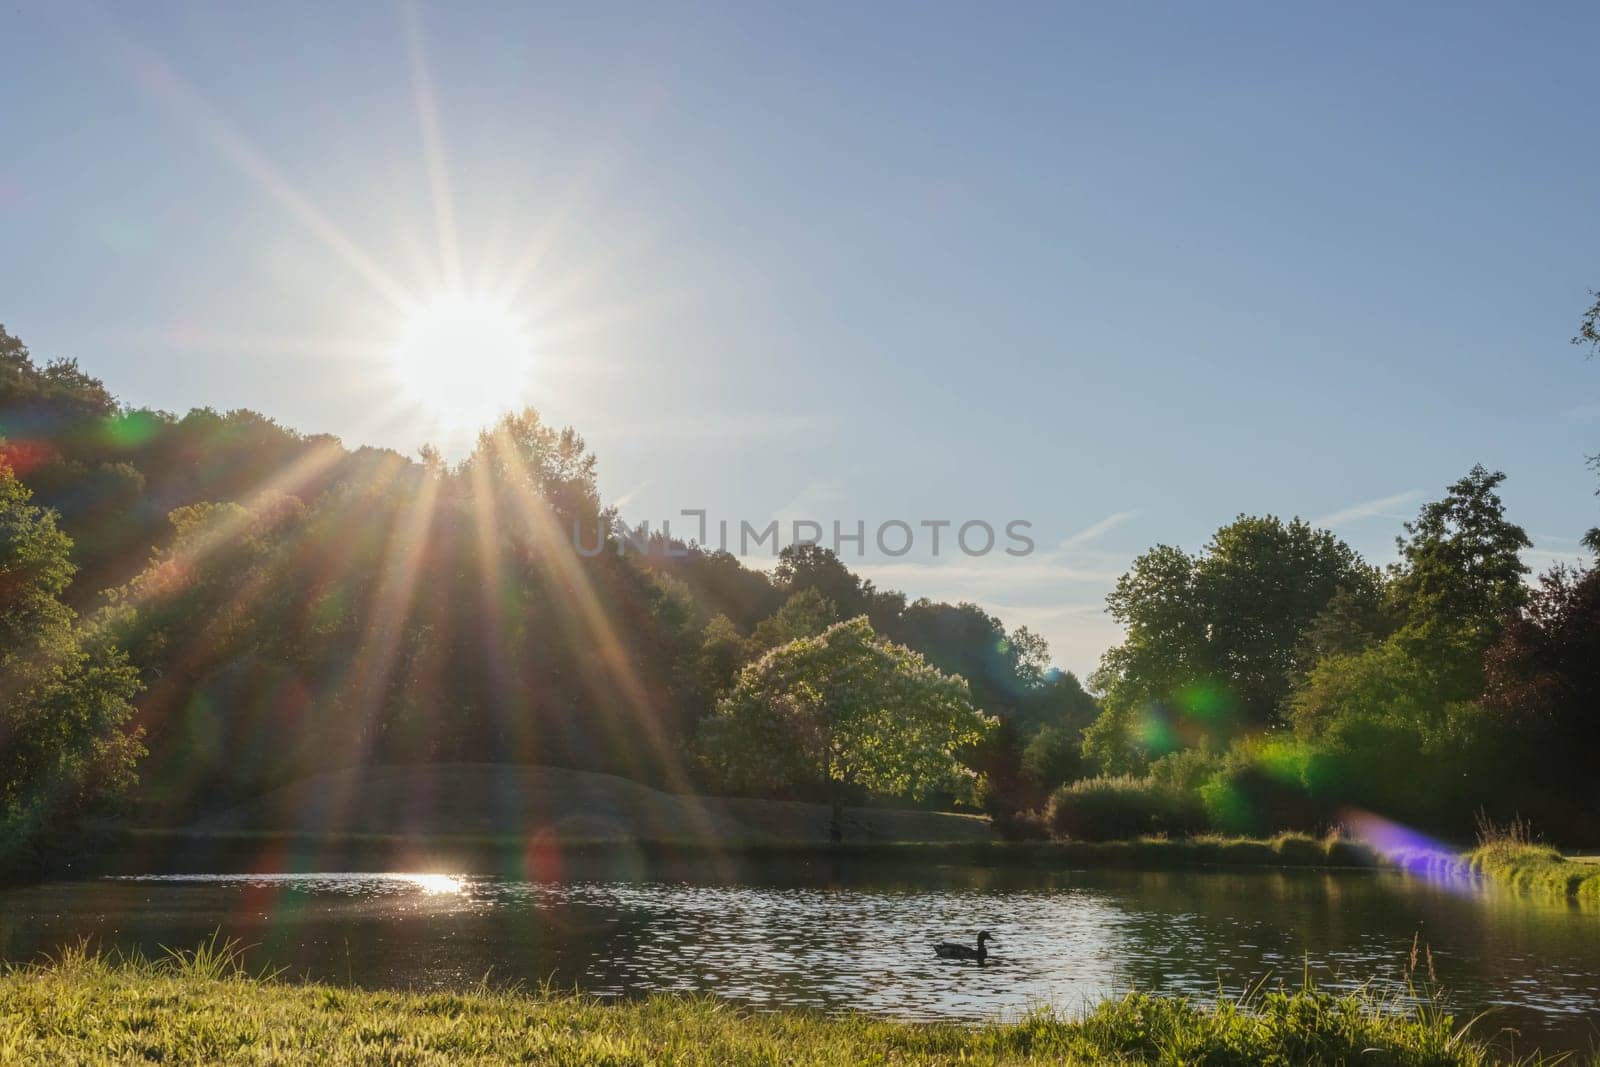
[189, 764, 997, 845]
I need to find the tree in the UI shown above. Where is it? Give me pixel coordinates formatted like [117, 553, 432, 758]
[773, 544, 870, 618]
[1572, 290, 1600, 551]
[694, 616, 994, 841]
[1386, 465, 1529, 696]
[1277, 469, 1532, 833]
[0, 456, 142, 862]
[1480, 563, 1600, 836]
[1291, 580, 1390, 681]
[1576, 289, 1600, 357]
[693, 614, 751, 703]
[1197, 516, 1379, 722]
[750, 588, 837, 652]
[1020, 724, 1087, 794]
[461, 408, 601, 525]
[1085, 517, 1373, 771]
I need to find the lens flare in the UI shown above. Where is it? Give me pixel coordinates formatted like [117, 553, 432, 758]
[389, 295, 533, 433]
[1341, 808, 1472, 887]
[405, 873, 464, 895]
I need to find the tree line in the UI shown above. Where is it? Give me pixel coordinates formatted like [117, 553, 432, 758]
[0, 322, 1088, 856]
[1045, 291, 1600, 845]
[3, 291, 1598, 857]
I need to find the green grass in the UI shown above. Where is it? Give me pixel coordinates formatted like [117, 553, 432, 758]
[1466, 841, 1600, 903]
[0, 942, 1553, 1066]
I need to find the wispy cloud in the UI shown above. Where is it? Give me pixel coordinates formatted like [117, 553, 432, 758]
[610, 480, 651, 510]
[1062, 510, 1136, 549]
[1312, 490, 1423, 529]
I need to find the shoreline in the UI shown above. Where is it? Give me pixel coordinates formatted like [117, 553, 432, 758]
[17, 830, 1596, 909]
[103, 827, 1390, 875]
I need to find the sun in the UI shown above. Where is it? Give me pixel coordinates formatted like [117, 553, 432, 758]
[388, 294, 533, 433]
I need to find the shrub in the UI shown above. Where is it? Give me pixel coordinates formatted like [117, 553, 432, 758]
[1019, 724, 1088, 794]
[1200, 739, 1323, 837]
[1147, 745, 1221, 794]
[1271, 832, 1329, 865]
[1046, 776, 1206, 842]
[988, 805, 1050, 841]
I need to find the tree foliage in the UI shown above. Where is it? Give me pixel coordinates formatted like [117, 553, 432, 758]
[695, 617, 993, 839]
[1478, 564, 1600, 837]
[0, 324, 1083, 833]
[0, 456, 142, 861]
[1085, 516, 1374, 772]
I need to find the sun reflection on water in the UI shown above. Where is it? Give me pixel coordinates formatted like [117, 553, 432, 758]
[404, 873, 465, 895]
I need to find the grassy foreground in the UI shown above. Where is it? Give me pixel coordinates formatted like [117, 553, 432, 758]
[0, 945, 1547, 1066]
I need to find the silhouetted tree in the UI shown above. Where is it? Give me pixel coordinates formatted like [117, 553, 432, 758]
[0, 455, 142, 863]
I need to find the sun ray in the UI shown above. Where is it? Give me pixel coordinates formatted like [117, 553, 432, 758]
[401, 0, 463, 292]
[480, 426, 732, 867]
[300, 468, 443, 837]
[487, 151, 635, 309]
[466, 448, 519, 749]
[108, 31, 417, 313]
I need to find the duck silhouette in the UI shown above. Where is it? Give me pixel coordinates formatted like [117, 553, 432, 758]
[933, 931, 994, 964]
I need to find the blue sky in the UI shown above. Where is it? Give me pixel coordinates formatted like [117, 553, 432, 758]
[3, 2, 1598, 676]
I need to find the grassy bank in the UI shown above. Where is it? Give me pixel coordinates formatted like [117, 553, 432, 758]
[0, 944, 1540, 1066]
[1376, 818, 1600, 905]
[1464, 841, 1600, 903]
[57, 826, 1600, 910]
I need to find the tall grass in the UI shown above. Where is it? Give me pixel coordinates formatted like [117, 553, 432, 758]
[1467, 814, 1600, 903]
[0, 942, 1574, 1064]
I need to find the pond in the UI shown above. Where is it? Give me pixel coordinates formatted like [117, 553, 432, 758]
[2, 862, 1596, 1053]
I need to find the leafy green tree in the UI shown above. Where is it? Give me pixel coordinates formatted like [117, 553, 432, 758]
[693, 614, 750, 703]
[461, 408, 602, 525]
[1006, 626, 1052, 689]
[0, 457, 142, 862]
[1085, 517, 1373, 771]
[1284, 469, 1530, 831]
[1291, 580, 1390, 682]
[1386, 465, 1529, 695]
[695, 617, 993, 841]
[1019, 723, 1087, 794]
[773, 544, 870, 618]
[1198, 516, 1379, 720]
[750, 588, 837, 652]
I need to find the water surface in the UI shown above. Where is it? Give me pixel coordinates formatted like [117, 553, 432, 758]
[1, 864, 1595, 1053]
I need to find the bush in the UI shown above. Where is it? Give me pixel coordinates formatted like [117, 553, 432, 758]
[1019, 723, 1087, 794]
[1199, 740, 1324, 837]
[988, 804, 1050, 841]
[1046, 776, 1206, 841]
[1271, 832, 1329, 865]
[1147, 745, 1221, 794]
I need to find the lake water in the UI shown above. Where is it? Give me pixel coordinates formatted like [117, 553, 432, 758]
[1, 862, 1596, 1054]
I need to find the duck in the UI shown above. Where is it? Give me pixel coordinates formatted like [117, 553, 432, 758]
[934, 931, 995, 964]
